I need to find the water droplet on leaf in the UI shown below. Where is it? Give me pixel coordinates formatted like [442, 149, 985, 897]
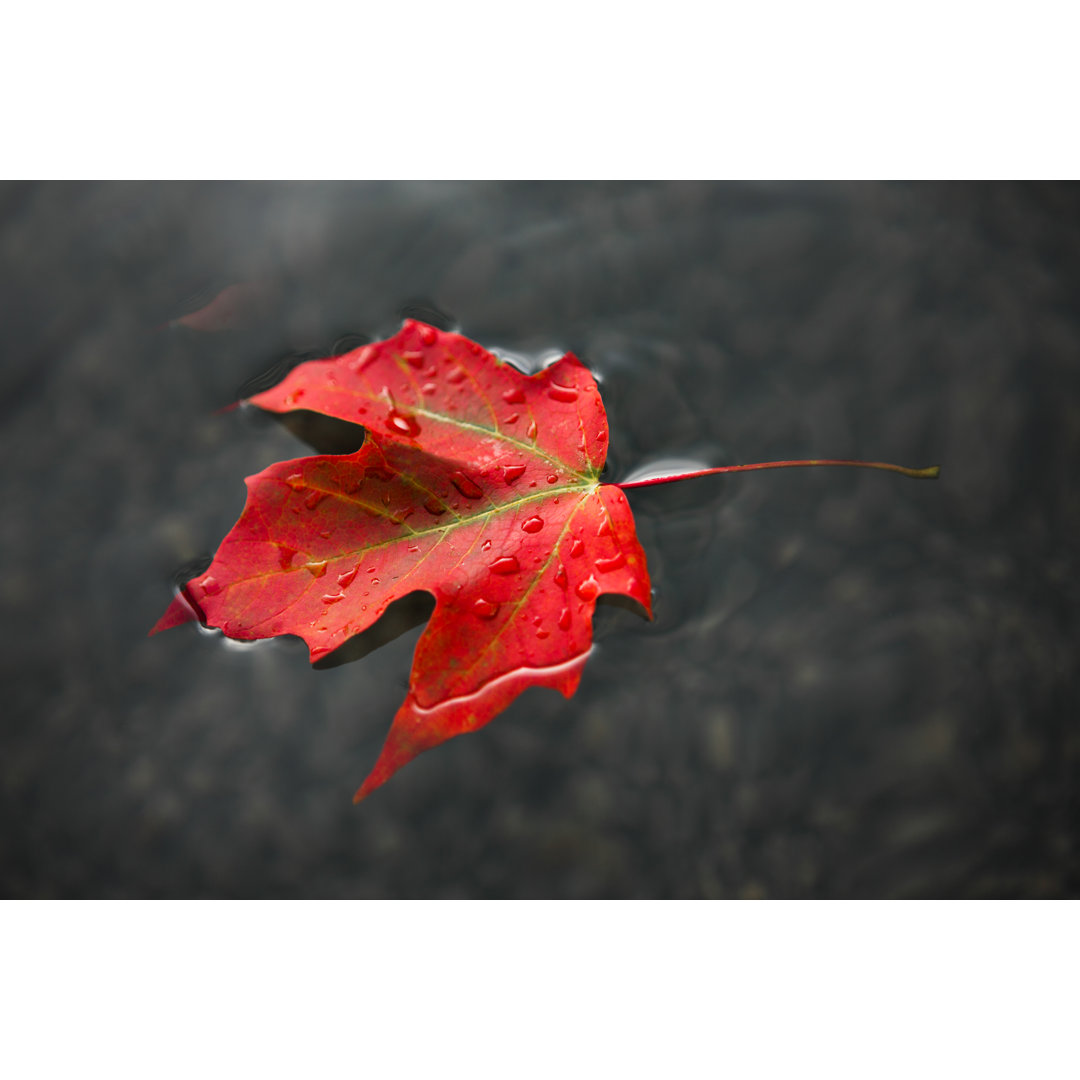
[527, 420, 538, 440]
[547, 383, 578, 403]
[424, 497, 446, 516]
[490, 556, 520, 575]
[337, 567, 358, 588]
[554, 564, 568, 588]
[570, 538, 585, 558]
[450, 471, 483, 499]
[402, 350, 424, 368]
[575, 576, 599, 601]
[202, 576, 220, 596]
[521, 516, 544, 533]
[473, 597, 499, 619]
[305, 560, 328, 577]
[387, 410, 421, 437]
[348, 345, 376, 372]
[321, 592, 345, 604]
[596, 552, 626, 572]
[502, 463, 526, 483]
[418, 324, 437, 346]
[286, 472, 305, 491]
[558, 607, 572, 631]
[502, 387, 525, 405]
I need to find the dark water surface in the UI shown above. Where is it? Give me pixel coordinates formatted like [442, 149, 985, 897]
[2, 182, 1077, 898]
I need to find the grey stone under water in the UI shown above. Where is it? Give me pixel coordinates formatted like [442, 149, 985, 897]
[1, 181, 1077, 897]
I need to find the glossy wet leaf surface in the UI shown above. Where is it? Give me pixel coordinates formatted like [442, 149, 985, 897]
[154, 321, 650, 799]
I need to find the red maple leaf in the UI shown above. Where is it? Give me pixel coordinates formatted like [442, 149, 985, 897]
[153, 320, 651, 800]
[153, 320, 938, 801]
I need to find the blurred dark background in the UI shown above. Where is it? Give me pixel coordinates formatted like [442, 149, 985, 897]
[1, 181, 1077, 898]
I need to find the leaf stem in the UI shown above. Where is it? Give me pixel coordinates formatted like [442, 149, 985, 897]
[616, 459, 941, 490]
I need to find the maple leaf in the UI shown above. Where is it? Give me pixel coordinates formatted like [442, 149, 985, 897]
[153, 320, 652, 800]
[154, 319, 939, 802]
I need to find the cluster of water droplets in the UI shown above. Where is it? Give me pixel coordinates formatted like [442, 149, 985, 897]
[456, 503, 640, 643]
